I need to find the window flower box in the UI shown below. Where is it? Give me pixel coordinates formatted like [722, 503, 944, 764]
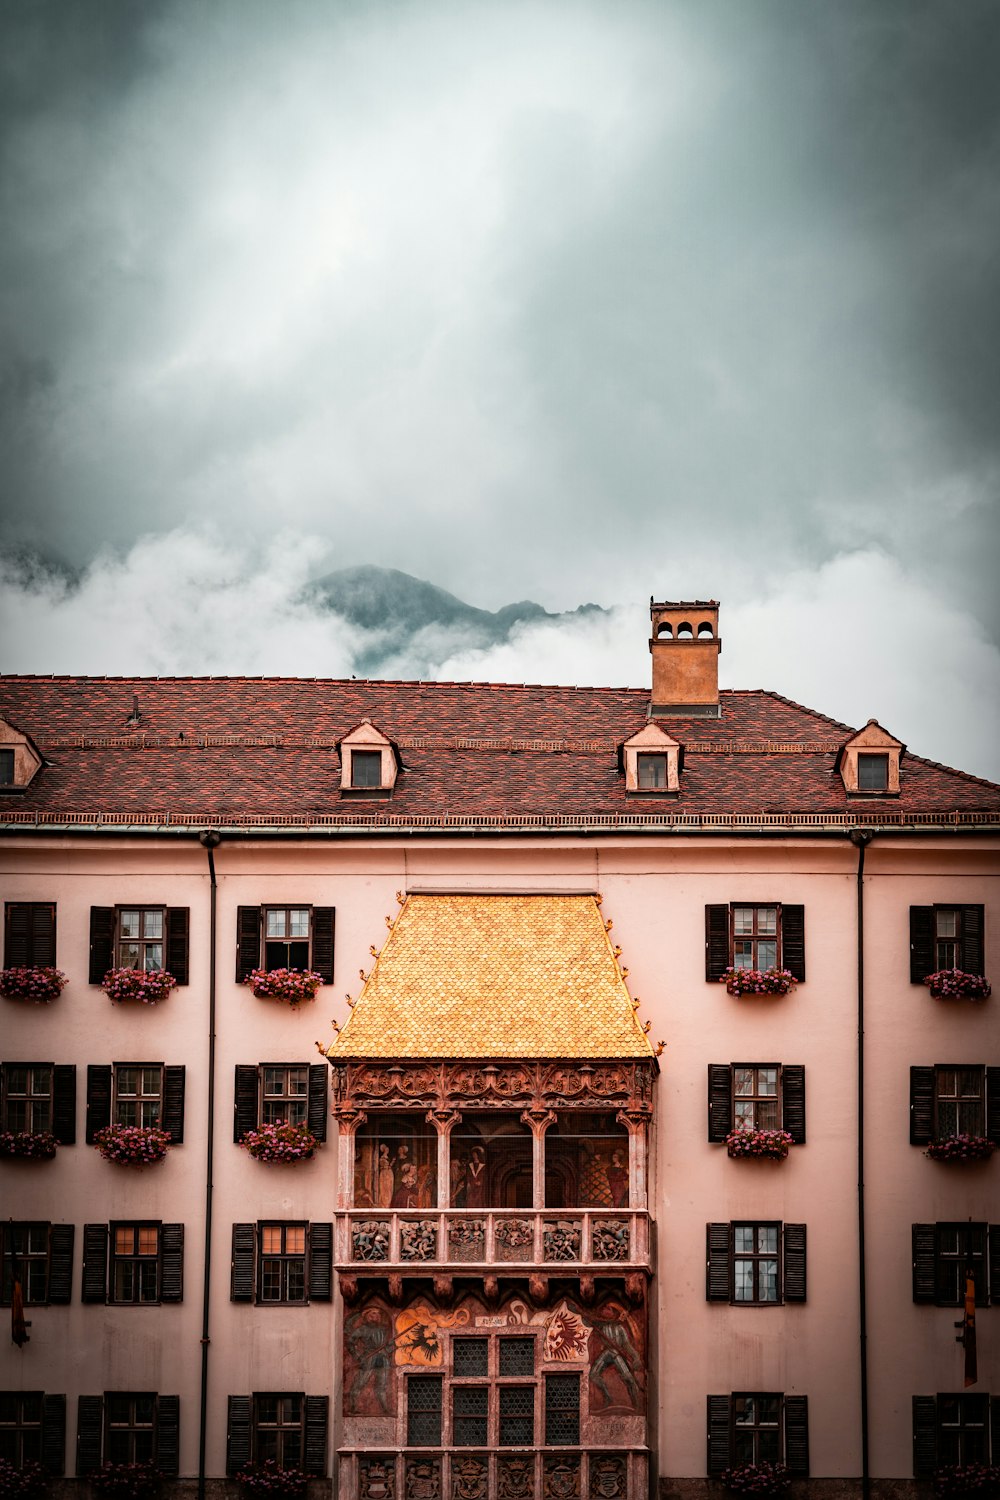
[101, 968, 178, 1005]
[244, 967, 323, 1005]
[726, 1128, 794, 1161]
[722, 1461, 791, 1496]
[925, 1135, 995, 1163]
[89, 1462, 162, 1500]
[0, 966, 68, 1002]
[0, 1458, 51, 1500]
[94, 1123, 172, 1167]
[934, 1463, 1000, 1498]
[923, 969, 991, 1001]
[240, 1121, 318, 1164]
[0, 1130, 57, 1161]
[721, 967, 797, 997]
[238, 1461, 308, 1500]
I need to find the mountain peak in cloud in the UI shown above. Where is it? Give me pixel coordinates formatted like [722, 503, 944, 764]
[306, 565, 605, 676]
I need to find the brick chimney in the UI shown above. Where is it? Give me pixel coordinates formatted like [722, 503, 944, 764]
[649, 599, 721, 717]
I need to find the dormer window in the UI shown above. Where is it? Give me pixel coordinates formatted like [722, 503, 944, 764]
[637, 754, 668, 790]
[338, 720, 399, 796]
[621, 724, 682, 795]
[0, 717, 43, 793]
[351, 751, 383, 789]
[836, 720, 903, 796]
[857, 754, 889, 794]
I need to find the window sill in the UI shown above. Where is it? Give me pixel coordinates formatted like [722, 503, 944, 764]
[339, 788, 393, 800]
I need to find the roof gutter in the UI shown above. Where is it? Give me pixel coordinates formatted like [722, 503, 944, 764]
[0, 823, 995, 842]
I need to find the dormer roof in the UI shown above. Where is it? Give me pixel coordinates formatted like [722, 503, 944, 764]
[0, 713, 44, 792]
[836, 719, 905, 795]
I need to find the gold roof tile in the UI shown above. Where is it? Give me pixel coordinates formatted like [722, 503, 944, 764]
[327, 893, 654, 1060]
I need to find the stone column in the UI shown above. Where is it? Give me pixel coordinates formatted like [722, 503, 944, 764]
[426, 1108, 462, 1209]
[616, 1109, 651, 1210]
[333, 1108, 368, 1210]
[521, 1108, 557, 1209]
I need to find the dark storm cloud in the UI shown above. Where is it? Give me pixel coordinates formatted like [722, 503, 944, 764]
[0, 0, 997, 639]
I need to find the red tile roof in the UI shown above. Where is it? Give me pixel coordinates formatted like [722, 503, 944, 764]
[0, 675, 996, 830]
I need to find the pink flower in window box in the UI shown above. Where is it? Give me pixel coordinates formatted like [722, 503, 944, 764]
[0, 1129, 57, 1160]
[725, 1128, 794, 1160]
[89, 1462, 162, 1500]
[244, 967, 323, 1005]
[240, 1121, 318, 1164]
[923, 969, 991, 1001]
[722, 967, 797, 997]
[722, 1461, 791, 1496]
[925, 1134, 994, 1163]
[238, 1460, 308, 1500]
[0, 966, 68, 1002]
[933, 1463, 1000, 1497]
[101, 968, 177, 1005]
[94, 1123, 172, 1166]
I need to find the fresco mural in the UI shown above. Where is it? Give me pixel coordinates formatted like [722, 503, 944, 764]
[450, 1116, 533, 1208]
[342, 1291, 646, 1417]
[544, 1113, 630, 1209]
[354, 1117, 438, 1209]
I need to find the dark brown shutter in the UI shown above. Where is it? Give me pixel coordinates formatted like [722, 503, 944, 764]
[165, 908, 190, 985]
[226, 1396, 252, 1474]
[961, 904, 985, 975]
[81, 1224, 109, 1303]
[784, 1395, 809, 1476]
[705, 905, 730, 982]
[989, 1225, 1000, 1308]
[992, 1397, 999, 1465]
[162, 1066, 186, 1144]
[88, 907, 115, 984]
[912, 1396, 937, 1476]
[303, 1395, 328, 1475]
[312, 908, 335, 983]
[308, 1064, 328, 1141]
[76, 1396, 104, 1475]
[308, 1223, 333, 1301]
[986, 1068, 1000, 1147]
[782, 1066, 806, 1144]
[706, 1395, 731, 1476]
[231, 1224, 256, 1302]
[6, 903, 57, 967]
[909, 1067, 935, 1146]
[52, 1065, 76, 1145]
[909, 907, 935, 983]
[781, 904, 806, 980]
[49, 1224, 74, 1304]
[85, 1065, 112, 1143]
[708, 1065, 732, 1142]
[156, 1396, 180, 1475]
[41, 1394, 66, 1475]
[706, 1224, 730, 1302]
[912, 1225, 937, 1303]
[234, 1066, 259, 1142]
[160, 1224, 184, 1302]
[236, 907, 261, 982]
[783, 1224, 807, 1302]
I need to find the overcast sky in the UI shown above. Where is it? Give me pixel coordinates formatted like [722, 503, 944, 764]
[1, 0, 998, 779]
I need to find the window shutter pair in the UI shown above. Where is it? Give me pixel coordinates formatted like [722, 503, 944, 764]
[4, 902, 57, 967]
[225, 1395, 328, 1476]
[909, 905, 985, 981]
[912, 1224, 1000, 1305]
[706, 1395, 808, 1476]
[81, 1223, 184, 1303]
[235, 907, 336, 983]
[232, 1064, 327, 1143]
[706, 1065, 806, 1144]
[229, 1222, 333, 1302]
[910, 1066, 1000, 1146]
[88, 907, 189, 984]
[704, 904, 805, 981]
[85, 1064, 185, 1144]
[705, 1224, 806, 1302]
[76, 1396, 178, 1476]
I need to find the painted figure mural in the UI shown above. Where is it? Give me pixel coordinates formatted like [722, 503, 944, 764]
[354, 1118, 437, 1209]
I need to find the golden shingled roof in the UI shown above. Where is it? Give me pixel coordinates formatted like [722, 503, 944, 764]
[327, 893, 655, 1060]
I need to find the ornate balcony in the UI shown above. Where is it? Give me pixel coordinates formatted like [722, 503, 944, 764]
[335, 1208, 651, 1272]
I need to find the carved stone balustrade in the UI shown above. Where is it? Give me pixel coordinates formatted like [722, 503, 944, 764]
[342, 1445, 647, 1500]
[336, 1209, 650, 1274]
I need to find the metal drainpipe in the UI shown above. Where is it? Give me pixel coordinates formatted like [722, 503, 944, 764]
[850, 829, 873, 1500]
[197, 830, 221, 1500]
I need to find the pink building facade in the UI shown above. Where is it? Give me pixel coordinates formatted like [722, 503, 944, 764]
[0, 602, 997, 1499]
